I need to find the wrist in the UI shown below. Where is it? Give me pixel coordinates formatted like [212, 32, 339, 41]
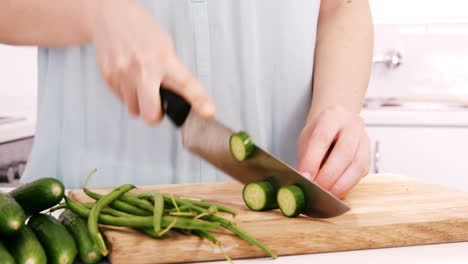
[306, 103, 362, 125]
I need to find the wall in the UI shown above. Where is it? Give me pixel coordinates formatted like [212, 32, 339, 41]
[1, 1, 468, 114]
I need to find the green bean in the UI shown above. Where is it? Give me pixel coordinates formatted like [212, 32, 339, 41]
[168, 212, 197, 217]
[65, 196, 219, 230]
[192, 230, 233, 264]
[88, 184, 135, 256]
[168, 205, 191, 212]
[138, 193, 237, 215]
[48, 203, 67, 213]
[80, 203, 134, 217]
[221, 223, 277, 259]
[137, 227, 169, 238]
[155, 195, 275, 258]
[180, 198, 236, 216]
[153, 193, 164, 234]
[84, 188, 151, 216]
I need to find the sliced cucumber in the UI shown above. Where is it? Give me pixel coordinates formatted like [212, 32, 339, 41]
[230, 131, 254, 161]
[9, 178, 65, 215]
[28, 214, 77, 264]
[277, 185, 305, 217]
[242, 181, 278, 211]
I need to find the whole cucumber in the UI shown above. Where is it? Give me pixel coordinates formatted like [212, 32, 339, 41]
[0, 191, 26, 235]
[59, 210, 102, 264]
[9, 178, 64, 215]
[6, 226, 47, 264]
[28, 214, 77, 264]
[0, 239, 16, 264]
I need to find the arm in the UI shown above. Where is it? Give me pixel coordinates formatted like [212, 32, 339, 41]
[0, 0, 92, 46]
[0, 0, 214, 123]
[310, 0, 373, 121]
[298, 0, 373, 198]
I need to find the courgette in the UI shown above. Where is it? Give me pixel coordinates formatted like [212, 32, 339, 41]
[58, 210, 102, 264]
[277, 185, 305, 217]
[28, 214, 77, 264]
[230, 131, 254, 161]
[0, 191, 25, 235]
[0, 239, 15, 264]
[6, 226, 47, 264]
[9, 178, 65, 215]
[242, 181, 278, 211]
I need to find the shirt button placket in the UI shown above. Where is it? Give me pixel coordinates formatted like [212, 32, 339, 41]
[190, 0, 217, 182]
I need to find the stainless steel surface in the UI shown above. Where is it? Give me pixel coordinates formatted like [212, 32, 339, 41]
[364, 98, 468, 110]
[373, 50, 402, 69]
[0, 166, 15, 183]
[180, 111, 350, 218]
[373, 141, 380, 174]
[0, 137, 33, 187]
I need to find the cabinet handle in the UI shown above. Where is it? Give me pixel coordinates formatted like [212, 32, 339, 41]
[374, 140, 380, 174]
[373, 50, 402, 69]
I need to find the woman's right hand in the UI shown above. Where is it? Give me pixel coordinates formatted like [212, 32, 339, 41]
[88, 0, 215, 124]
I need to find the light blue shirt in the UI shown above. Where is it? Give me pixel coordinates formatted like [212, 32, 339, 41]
[22, 0, 321, 189]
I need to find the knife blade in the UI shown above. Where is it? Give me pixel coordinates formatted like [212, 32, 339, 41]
[160, 88, 350, 218]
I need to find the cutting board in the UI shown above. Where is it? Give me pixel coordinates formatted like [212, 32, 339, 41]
[69, 174, 468, 264]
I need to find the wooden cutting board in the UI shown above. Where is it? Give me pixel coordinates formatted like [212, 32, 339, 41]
[69, 174, 468, 264]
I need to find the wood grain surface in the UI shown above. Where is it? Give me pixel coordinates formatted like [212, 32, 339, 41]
[69, 174, 468, 264]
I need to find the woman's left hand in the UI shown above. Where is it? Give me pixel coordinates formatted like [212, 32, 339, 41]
[297, 106, 371, 199]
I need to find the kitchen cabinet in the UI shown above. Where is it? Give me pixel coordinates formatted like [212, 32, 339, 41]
[366, 125, 468, 192]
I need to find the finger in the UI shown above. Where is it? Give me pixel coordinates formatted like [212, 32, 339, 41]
[130, 55, 164, 124]
[315, 123, 362, 190]
[100, 60, 124, 101]
[297, 117, 340, 181]
[119, 74, 140, 117]
[138, 72, 164, 124]
[330, 133, 371, 198]
[162, 56, 215, 118]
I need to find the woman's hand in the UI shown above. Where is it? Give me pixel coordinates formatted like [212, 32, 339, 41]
[90, 0, 215, 124]
[297, 106, 370, 198]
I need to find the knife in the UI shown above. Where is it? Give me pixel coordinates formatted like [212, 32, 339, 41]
[160, 88, 350, 218]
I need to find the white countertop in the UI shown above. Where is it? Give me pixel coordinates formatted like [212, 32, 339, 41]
[2, 186, 467, 264]
[362, 108, 468, 126]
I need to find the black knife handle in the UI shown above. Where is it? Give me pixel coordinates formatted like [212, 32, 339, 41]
[160, 87, 191, 127]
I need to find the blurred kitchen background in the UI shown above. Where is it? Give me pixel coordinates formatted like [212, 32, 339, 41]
[1, 0, 468, 191]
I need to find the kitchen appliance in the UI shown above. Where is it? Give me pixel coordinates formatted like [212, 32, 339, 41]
[159, 88, 349, 218]
[69, 174, 468, 264]
[0, 116, 34, 186]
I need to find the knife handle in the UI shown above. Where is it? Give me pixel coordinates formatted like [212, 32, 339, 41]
[160, 87, 191, 127]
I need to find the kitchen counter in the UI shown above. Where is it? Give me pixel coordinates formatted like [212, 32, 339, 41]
[0, 96, 36, 143]
[1, 187, 467, 264]
[362, 107, 468, 127]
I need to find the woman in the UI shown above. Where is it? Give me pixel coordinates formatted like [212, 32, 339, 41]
[0, 0, 373, 198]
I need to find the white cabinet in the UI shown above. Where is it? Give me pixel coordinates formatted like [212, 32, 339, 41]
[366, 125, 468, 192]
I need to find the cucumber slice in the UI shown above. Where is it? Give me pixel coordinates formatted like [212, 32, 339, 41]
[230, 131, 254, 161]
[242, 181, 278, 211]
[277, 185, 305, 217]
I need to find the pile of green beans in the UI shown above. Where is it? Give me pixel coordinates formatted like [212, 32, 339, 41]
[55, 184, 277, 262]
